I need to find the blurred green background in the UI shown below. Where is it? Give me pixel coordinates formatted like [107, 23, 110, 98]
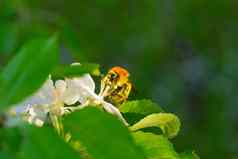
[0, 0, 238, 158]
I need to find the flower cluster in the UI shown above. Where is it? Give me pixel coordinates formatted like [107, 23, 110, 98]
[7, 65, 128, 127]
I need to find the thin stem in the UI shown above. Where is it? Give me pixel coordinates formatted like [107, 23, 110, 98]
[49, 113, 64, 137]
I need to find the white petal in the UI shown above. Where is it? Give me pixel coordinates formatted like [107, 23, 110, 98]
[61, 79, 80, 105]
[35, 78, 55, 104]
[74, 74, 95, 93]
[62, 74, 97, 105]
[11, 78, 55, 115]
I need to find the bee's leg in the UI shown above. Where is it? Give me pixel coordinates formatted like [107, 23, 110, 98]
[99, 81, 106, 97]
[99, 84, 112, 98]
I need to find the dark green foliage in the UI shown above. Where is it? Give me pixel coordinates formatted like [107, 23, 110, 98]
[0, 36, 59, 109]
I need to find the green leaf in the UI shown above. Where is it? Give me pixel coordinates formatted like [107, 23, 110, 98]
[0, 1, 15, 18]
[52, 63, 100, 79]
[0, 22, 18, 55]
[19, 125, 81, 159]
[130, 113, 181, 139]
[63, 107, 145, 159]
[120, 100, 164, 125]
[133, 131, 179, 159]
[0, 152, 10, 159]
[0, 127, 22, 159]
[180, 151, 200, 159]
[120, 99, 163, 116]
[0, 35, 59, 109]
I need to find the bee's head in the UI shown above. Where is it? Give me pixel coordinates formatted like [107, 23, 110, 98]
[109, 66, 129, 83]
[99, 66, 130, 98]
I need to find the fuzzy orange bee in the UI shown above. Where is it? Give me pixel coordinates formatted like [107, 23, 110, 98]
[99, 66, 132, 107]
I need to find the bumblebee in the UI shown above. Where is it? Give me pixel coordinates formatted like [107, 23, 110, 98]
[99, 66, 132, 107]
